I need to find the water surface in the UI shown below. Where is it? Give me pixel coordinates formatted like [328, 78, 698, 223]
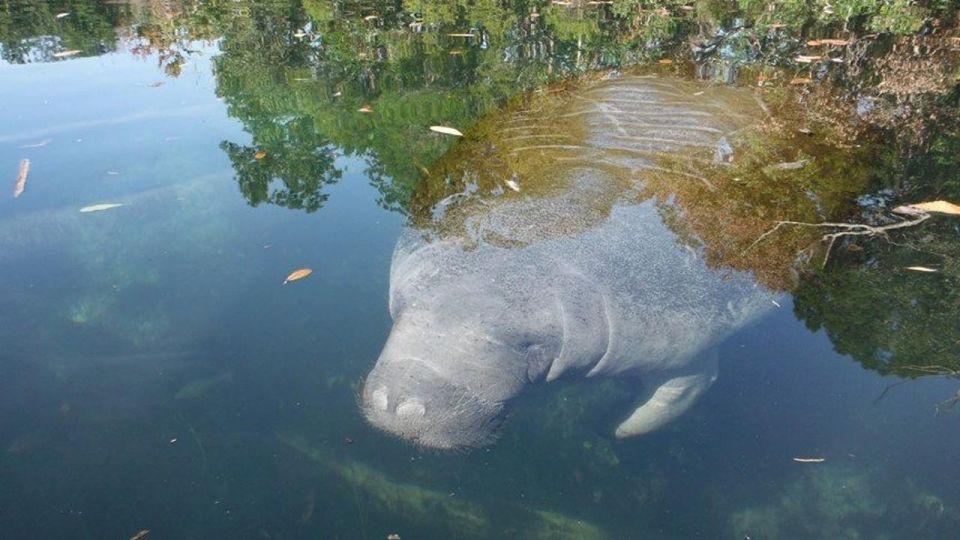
[1, 2, 959, 539]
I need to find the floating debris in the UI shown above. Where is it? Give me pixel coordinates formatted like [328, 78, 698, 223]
[905, 266, 938, 273]
[19, 139, 50, 148]
[504, 179, 520, 192]
[795, 55, 823, 63]
[129, 530, 150, 540]
[13, 159, 29, 198]
[387, 534, 401, 540]
[169, 438, 178, 444]
[52, 50, 81, 58]
[430, 125, 464, 137]
[446, 33, 474, 38]
[807, 39, 850, 46]
[148, 81, 164, 88]
[284, 268, 313, 284]
[358, 105, 373, 113]
[254, 150, 267, 160]
[79, 203, 123, 213]
[793, 457, 826, 463]
[790, 77, 813, 85]
[892, 200, 960, 216]
[658, 59, 673, 65]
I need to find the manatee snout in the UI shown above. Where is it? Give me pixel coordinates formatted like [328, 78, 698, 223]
[361, 358, 504, 450]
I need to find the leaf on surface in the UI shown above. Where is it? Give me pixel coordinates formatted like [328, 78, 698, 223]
[892, 200, 960, 216]
[905, 266, 938, 273]
[284, 268, 313, 284]
[429, 125, 464, 137]
[254, 151, 267, 160]
[80, 203, 123, 213]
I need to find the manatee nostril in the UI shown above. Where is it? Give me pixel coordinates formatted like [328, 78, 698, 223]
[370, 387, 389, 412]
[396, 398, 426, 418]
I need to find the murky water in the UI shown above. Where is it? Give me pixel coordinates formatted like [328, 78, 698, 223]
[1, 2, 959, 539]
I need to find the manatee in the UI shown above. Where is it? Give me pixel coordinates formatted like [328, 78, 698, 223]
[361, 74, 780, 449]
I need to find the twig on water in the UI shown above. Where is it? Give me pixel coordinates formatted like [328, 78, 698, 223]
[743, 213, 931, 268]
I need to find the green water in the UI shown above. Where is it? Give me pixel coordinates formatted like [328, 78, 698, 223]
[1, 1, 959, 538]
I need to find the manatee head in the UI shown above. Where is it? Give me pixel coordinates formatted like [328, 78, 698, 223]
[361, 354, 508, 450]
[361, 271, 564, 449]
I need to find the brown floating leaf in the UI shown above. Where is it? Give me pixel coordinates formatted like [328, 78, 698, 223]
[657, 59, 674, 65]
[905, 266, 938, 273]
[892, 200, 960, 216]
[357, 105, 373, 113]
[129, 530, 150, 540]
[254, 151, 267, 160]
[429, 125, 464, 137]
[53, 50, 81, 58]
[792, 457, 826, 463]
[790, 77, 812, 85]
[283, 268, 313, 284]
[13, 159, 29, 198]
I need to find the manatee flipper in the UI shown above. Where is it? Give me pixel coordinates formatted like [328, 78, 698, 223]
[615, 350, 719, 438]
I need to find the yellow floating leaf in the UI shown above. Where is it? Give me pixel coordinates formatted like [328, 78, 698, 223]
[429, 125, 464, 137]
[254, 151, 267, 160]
[80, 203, 123, 213]
[53, 50, 81, 58]
[906, 266, 938, 273]
[657, 59, 673, 65]
[897, 200, 960, 216]
[284, 268, 313, 284]
[358, 105, 373, 113]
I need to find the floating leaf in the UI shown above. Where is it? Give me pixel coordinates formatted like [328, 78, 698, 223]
[504, 179, 520, 192]
[906, 266, 938, 273]
[446, 33, 474, 37]
[148, 81, 164, 88]
[53, 50, 81, 58]
[893, 200, 960, 216]
[792, 457, 826, 463]
[80, 203, 123, 213]
[357, 105, 373, 113]
[795, 55, 822, 63]
[790, 77, 812, 85]
[429, 125, 464, 137]
[254, 151, 267, 160]
[55, 12, 70, 19]
[284, 268, 313, 284]
[13, 159, 29, 198]
[657, 59, 673, 65]
[129, 530, 150, 540]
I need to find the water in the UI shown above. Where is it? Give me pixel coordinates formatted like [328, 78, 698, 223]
[1, 2, 959, 539]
